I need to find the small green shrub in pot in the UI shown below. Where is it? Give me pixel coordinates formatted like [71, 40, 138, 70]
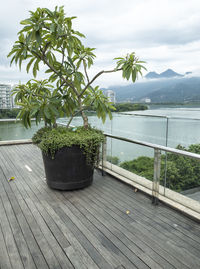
[8, 6, 146, 190]
[32, 126, 104, 167]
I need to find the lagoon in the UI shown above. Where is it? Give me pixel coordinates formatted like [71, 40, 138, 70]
[1, 107, 200, 162]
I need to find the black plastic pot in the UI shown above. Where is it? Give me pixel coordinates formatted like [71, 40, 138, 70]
[42, 146, 94, 190]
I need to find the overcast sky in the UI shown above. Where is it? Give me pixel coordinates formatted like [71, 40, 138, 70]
[1, 0, 200, 87]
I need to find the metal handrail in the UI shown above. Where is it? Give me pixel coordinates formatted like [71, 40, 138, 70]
[104, 133, 200, 160]
[118, 112, 200, 121]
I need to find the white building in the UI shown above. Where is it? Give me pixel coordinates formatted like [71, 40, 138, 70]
[140, 97, 151, 103]
[0, 84, 13, 109]
[105, 90, 116, 104]
[144, 98, 151, 103]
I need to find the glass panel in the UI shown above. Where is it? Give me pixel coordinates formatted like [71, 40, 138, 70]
[167, 118, 200, 148]
[111, 114, 167, 145]
[58, 113, 112, 133]
[106, 137, 154, 191]
[164, 153, 200, 202]
[0, 120, 44, 141]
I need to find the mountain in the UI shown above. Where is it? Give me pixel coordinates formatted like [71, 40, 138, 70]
[145, 69, 183, 79]
[185, 72, 192, 75]
[108, 76, 200, 103]
[145, 71, 160, 79]
[159, 69, 183, 78]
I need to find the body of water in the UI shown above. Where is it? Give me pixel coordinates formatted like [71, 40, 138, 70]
[0, 120, 44, 141]
[1, 107, 200, 162]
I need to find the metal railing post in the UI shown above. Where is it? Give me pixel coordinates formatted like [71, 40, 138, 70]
[164, 117, 169, 196]
[152, 149, 161, 205]
[102, 137, 107, 176]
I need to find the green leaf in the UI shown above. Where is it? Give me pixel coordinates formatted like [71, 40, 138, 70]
[44, 8, 53, 17]
[20, 19, 31, 25]
[131, 69, 137, 82]
[49, 104, 60, 117]
[44, 105, 51, 119]
[26, 32, 33, 44]
[30, 107, 39, 117]
[45, 69, 53, 74]
[33, 59, 40, 77]
[50, 23, 56, 33]
[35, 31, 42, 45]
[26, 58, 35, 73]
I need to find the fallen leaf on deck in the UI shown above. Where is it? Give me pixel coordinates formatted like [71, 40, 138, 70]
[8, 176, 15, 181]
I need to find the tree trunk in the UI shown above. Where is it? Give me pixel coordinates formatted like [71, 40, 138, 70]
[81, 110, 89, 129]
[78, 97, 89, 129]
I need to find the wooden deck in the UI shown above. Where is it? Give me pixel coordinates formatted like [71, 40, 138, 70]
[0, 144, 200, 269]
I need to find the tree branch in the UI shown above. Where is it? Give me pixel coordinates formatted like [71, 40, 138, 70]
[83, 60, 90, 84]
[40, 50, 80, 97]
[79, 67, 122, 98]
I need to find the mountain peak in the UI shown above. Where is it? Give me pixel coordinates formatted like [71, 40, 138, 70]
[145, 69, 183, 79]
[145, 71, 160, 79]
[159, 69, 183, 78]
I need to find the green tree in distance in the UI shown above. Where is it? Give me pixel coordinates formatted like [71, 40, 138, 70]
[0, 109, 20, 119]
[8, 6, 146, 129]
[120, 143, 200, 192]
[113, 103, 148, 112]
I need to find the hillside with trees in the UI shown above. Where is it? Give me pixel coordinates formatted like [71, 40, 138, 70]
[113, 103, 148, 112]
[0, 109, 20, 119]
[118, 143, 200, 192]
[110, 76, 200, 103]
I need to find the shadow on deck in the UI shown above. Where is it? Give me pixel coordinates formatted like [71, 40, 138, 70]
[0, 144, 200, 269]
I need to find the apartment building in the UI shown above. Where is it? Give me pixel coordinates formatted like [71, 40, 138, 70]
[105, 90, 116, 104]
[0, 84, 13, 109]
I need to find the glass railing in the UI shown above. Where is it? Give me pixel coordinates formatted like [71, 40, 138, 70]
[1, 110, 200, 148]
[101, 133, 200, 218]
[1, 111, 200, 218]
[0, 119, 44, 141]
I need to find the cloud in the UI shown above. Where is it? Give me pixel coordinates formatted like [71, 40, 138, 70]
[0, 0, 200, 87]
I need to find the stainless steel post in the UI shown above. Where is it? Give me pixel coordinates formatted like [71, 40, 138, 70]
[152, 148, 161, 205]
[102, 137, 107, 176]
[164, 117, 169, 195]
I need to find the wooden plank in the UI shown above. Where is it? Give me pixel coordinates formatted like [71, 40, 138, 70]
[0, 208, 13, 269]
[14, 145, 124, 269]
[0, 147, 63, 269]
[157, 203, 200, 233]
[99, 174, 200, 252]
[97, 172, 200, 243]
[70, 188, 187, 269]
[38, 198, 101, 269]
[22, 196, 74, 269]
[10, 147, 117, 268]
[76, 181, 190, 268]
[20, 144, 200, 266]
[85, 179, 200, 268]
[104, 172, 200, 235]
[4, 146, 73, 269]
[66, 193, 165, 269]
[0, 139, 32, 146]
[2, 145, 102, 269]
[47, 193, 139, 269]
[0, 196, 24, 269]
[1, 144, 200, 269]
[0, 176, 37, 269]
[18, 146, 170, 269]
[0, 151, 49, 269]
[1, 146, 73, 269]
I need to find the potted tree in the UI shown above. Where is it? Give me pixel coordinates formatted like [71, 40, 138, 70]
[8, 6, 146, 190]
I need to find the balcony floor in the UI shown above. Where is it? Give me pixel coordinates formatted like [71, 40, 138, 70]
[0, 144, 200, 269]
